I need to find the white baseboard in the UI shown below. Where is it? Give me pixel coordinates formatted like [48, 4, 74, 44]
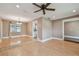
[25, 35, 32, 37]
[10, 35, 26, 38]
[64, 35, 79, 39]
[38, 37, 62, 43]
[2, 37, 9, 39]
[0, 35, 32, 39]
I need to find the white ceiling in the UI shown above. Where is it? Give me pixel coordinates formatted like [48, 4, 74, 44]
[0, 3, 79, 22]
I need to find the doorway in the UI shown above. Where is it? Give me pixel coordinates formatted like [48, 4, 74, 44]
[63, 17, 79, 42]
[32, 20, 38, 40]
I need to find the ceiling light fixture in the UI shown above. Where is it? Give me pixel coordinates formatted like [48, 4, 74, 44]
[53, 15, 55, 18]
[73, 10, 76, 12]
[16, 4, 20, 8]
[16, 17, 22, 25]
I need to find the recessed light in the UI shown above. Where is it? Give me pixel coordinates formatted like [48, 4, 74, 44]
[53, 15, 55, 18]
[16, 4, 20, 8]
[73, 10, 76, 12]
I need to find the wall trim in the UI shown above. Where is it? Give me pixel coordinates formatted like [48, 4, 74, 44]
[55, 15, 79, 21]
[63, 17, 79, 22]
[38, 37, 62, 43]
[64, 35, 79, 39]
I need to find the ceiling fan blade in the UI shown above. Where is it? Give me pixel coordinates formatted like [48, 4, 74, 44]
[46, 8, 55, 11]
[34, 9, 42, 13]
[32, 3, 41, 8]
[43, 9, 45, 15]
[45, 3, 51, 8]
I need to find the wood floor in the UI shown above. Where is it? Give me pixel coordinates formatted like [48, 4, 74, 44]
[0, 36, 79, 56]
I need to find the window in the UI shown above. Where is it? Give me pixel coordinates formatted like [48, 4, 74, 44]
[10, 23, 22, 33]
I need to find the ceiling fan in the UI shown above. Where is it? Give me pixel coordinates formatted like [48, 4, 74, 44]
[32, 3, 55, 15]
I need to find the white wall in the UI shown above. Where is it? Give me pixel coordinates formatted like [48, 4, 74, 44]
[52, 20, 63, 39]
[35, 17, 42, 40]
[42, 18, 53, 40]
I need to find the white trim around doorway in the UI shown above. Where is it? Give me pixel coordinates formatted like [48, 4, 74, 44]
[63, 17, 79, 40]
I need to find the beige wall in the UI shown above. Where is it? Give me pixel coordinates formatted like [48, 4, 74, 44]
[42, 18, 53, 40]
[26, 22, 32, 36]
[52, 20, 63, 39]
[0, 20, 1, 34]
[21, 23, 27, 35]
[37, 18, 42, 40]
[33, 17, 63, 40]
[0, 20, 2, 37]
[64, 20, 79, 37]
[33, 17, 52, 40]
[35, 17, 53, 40]
[1, 19, 28, 37]
[3, 20, 10, 37]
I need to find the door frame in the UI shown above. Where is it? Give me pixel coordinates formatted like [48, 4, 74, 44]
[62, 17, 79, 40]
[32, 20, 39, 40]
[0, 20, 3, 39]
